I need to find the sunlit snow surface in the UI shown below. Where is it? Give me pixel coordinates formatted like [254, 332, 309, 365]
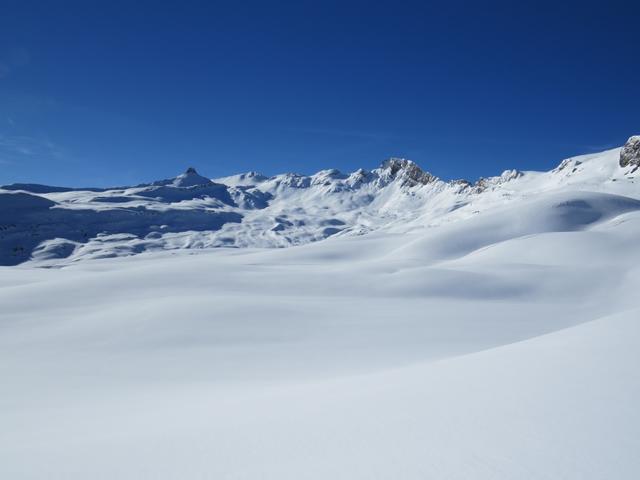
[1, 147, 640, 479]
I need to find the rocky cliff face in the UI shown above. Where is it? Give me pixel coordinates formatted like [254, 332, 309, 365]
[620, 136, 640, 169]
[379, 158, 436, 187]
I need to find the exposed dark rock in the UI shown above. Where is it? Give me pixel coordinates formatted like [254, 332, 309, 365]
[381, 158, 436, 186]
[620, 136, 640, 168]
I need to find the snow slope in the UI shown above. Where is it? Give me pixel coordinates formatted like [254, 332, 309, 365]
[1, 139, 640, 478]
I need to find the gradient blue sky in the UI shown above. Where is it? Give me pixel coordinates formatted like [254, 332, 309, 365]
[1, 0, 639, 187]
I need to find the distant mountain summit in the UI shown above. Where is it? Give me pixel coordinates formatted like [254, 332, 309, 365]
[377, 158, 436, 187]
[151, 167, 215, 188]
[171, 167, 213, 187]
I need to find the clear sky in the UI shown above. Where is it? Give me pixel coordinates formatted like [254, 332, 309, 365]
[1, 0, 639, 187]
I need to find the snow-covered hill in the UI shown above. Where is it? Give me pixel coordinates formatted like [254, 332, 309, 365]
[1, 137, 640, 479]
[1, 137, 639, 265]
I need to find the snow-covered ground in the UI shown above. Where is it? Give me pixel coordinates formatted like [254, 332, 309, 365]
[1, 140, 640, 478]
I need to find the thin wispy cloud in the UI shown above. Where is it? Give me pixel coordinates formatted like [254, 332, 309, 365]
[0, 47, 30, 79]
[0, 133, 65, 164]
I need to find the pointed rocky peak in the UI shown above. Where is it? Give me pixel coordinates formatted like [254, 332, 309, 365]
[171, 167, 213, 187]
[380, 157, 415, 173]
[620, 135, 640, 169]
[378, 158, 436, 187]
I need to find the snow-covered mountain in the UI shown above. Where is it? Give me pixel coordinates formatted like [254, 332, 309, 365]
[2, 136, 639, 266]
[2, 137, 640, 479]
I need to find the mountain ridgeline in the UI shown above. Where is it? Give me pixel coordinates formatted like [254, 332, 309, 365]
[1, 136, 639, 266]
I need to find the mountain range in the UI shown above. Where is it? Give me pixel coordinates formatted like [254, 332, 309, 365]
[2, 136, 639, 266]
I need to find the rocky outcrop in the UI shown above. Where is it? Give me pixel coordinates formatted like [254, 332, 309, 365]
[379, 158, 436, 187]
[471, 169, 523, 193]
[620, 136, 640, 169]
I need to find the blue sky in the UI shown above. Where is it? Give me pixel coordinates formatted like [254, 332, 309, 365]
[1, 0, 639, 187]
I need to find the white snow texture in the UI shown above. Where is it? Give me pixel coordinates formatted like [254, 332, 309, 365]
[1, 139, 640, 479]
